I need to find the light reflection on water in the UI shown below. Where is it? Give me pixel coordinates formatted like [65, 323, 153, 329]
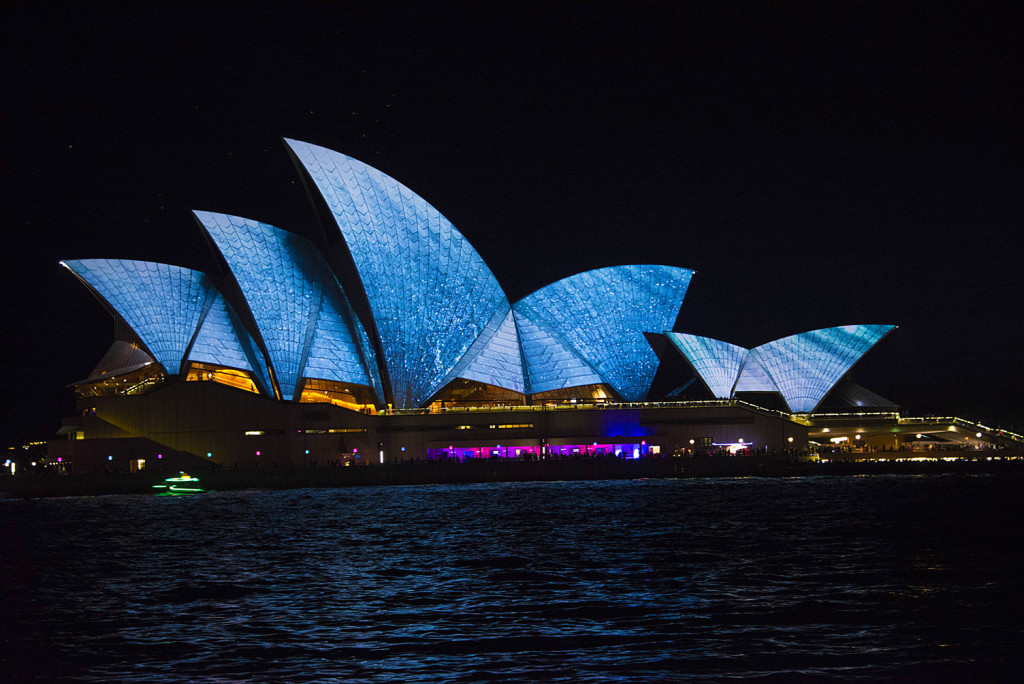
[3, 475, 1024, 681]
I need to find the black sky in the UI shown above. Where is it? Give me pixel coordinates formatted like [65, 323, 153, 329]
[2, 1, 1022, 446]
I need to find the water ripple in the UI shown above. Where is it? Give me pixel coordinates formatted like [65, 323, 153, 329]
[3, 475, 1024, 680]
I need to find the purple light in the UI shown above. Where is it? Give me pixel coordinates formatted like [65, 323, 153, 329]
[157, 454, 163, 459]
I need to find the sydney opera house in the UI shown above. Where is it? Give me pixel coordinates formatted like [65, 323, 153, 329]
[51, 139, 916, 472]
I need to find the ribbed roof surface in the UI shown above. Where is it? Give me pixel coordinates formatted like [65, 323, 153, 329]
[286, 139, 511, 408]
[196, 210, 379, 401]
[665, 333, 747, 398]
[515, 265, 693, 401]
[61, 259, 215, 375]
[748, 325, 895, 412]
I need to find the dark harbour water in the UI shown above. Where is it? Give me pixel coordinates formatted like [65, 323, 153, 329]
[3, 476, 1024, 682]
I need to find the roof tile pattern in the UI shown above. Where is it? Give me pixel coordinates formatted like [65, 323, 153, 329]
[514, 265, 692, 401]
[286, 139, 509, 408]
[748, 324, 894, 412]
[511, 309, 602, 394]
[62, 259, 214, 375]
[187, 291, 274, 393]
[196, 211, 375, 401]
[665, 333, 747, 398]
[439, 306, 526, 394]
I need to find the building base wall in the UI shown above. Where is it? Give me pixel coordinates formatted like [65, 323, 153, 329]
[50, 383, 808, 471]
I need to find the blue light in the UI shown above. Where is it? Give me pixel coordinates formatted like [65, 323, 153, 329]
[187, 291, 273, 394]
[749, 325, 894, 412]
[286, 139, 513, 408]
[195, 211, 381, 402]
[665, 333, 748, 398]
[514, 265, 693, 400]
[61, 259, 216, 375]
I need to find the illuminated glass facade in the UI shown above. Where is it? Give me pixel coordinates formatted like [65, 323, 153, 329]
[514, 265, 692, 401]
[748, 325, 894, 412]
[61, 259, 215, 376]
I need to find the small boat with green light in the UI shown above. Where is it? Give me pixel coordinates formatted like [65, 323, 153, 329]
[152, 472, 204, 495]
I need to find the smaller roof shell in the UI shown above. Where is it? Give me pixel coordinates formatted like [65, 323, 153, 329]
[61, 259, 216, 376]
[515, 265, 693, 401]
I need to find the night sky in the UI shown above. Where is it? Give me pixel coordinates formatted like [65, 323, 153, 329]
[2, 1, 1022, 446]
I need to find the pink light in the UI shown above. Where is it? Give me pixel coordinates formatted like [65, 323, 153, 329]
[157, 454, 163, 459]
[57, 457, 63, 463]
[256, 450, 261, 456]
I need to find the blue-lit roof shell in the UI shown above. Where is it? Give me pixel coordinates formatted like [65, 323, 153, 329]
[64, 140, 898, 416]
[187, 291, 274, 394]
[733, 354, 780, 393]
[514, 265, 693, 401]
[195, 211, 381, 402]
[303, 284, 382, 397]
[61, 259, 215, 376]
[665, 333, 748, 399]
[512, 307, 603, 394]
[748, 324, 895, 412]
[434, 306, 527, 395]
[286, 139, 513, 408]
